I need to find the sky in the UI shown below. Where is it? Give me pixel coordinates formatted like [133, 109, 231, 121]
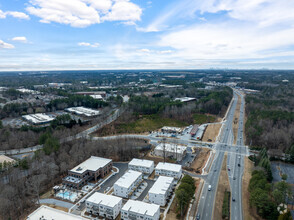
[1, 0, 294, 70]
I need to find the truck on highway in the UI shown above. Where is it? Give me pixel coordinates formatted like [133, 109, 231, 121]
[208, 185, 212, 191]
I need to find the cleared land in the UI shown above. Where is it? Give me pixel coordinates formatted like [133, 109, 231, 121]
[242, 157, 261, 220]
[193, 113, 216, 124]
[190, 148, 211, 173]
[232, 94, 242, 144]
[202, 123, 222, 142]
[213, 154, 230, 220]
[94, 115, 188, 136]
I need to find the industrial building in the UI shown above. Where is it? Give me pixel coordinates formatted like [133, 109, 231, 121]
[154, 143, 187, 161]
[161, 126, 183, 134]
[128, 158, 154, 175]
[148, 176, 174, 206]
[114, 170, 143, 198]
[86, 192, 122, 219]
[121, 200, 160, 220]
[22, 113, 55, 125]
[63, 156, 112, 189]
[174, 97, 196, 103]
[190, 124, 199, 137]
[27, 205, 86, 220]
[65, 106, 100, 117]
[195, 124, 207, 140]
[155, 162, 182, 179]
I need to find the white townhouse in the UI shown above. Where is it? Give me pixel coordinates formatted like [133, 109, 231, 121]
[128, 158, 154, 175]
[86, 192, 122, 219]
[154, 143, 187, 161]
[155, 162, 182, 179]
[114, 170, 143, 198]
[121, 200, 160, 220]
[148, 176, 174, 206]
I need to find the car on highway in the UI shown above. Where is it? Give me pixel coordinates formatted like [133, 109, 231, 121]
[196, 213, 200, 220]
[228, 168, 231, 171]
[232, 197, 236, 202]
[238, 163, 241, 167]
[208, 185, 212, 191]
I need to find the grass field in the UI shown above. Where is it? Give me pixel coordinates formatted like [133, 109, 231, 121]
[193, 113, 216, 124]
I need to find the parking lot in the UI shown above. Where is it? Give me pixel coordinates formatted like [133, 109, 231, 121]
[271, 161, 294, 184]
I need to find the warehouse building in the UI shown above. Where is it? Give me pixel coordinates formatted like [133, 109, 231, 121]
[86, 192, 122, 219]
[22, 113, 55, 125]
[195, 124, 207, 140]
[128, 158, 154, 175]
[65, 106, 100, 117]
[63, 156, 112, 189]
[114, 170, 143, 198]
[174, 97, 196, 103]
[155, 162, 182, 179]
[148, 176, 174, 206]
[154, 143, 187, 161]
[190, 124, 199, 137]
[27, 205, 86, 220]
[121, 200, 160, 220]
[161, 126, 183, 134]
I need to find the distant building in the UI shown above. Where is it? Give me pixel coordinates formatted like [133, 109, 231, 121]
[86, 192, 122, 219]
[0, 155, 17, 170]
[190, 124, 199, 137]
[22, 113, 55, 125]
[195, 124, 207, 140]
[90, 94, 103, 100]
[114, 170, 143, 198]
[76, 91, 106, 98]
[155, 162, 182, 179]
[154, 143, 186, 161]
[174, 97, 196, 103]
[27, 205, 87, 220]
[128, 158, 154, 175]
[148, 176, 174, 206]
[121, 200, 160, 220]
[161, 126, 183, 134]
[65, 106, 100, 117]
[63, 156, 112, 190]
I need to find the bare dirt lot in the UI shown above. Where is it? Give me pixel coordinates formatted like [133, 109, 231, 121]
[213, 154, 230, 220]
[242, 157, 262, 220]
[233, 94, 241, 144]
[202, 123, 222, 142]
[191, 148, 211, 173]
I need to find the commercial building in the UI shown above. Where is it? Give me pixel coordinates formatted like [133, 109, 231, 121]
[195, 124, 207, 140]
[86, 192, 122, 219]
[27, 205, 86, 220]
[155, 162, 182, 179]
[154, 143, 187, 161]
[22, 113, 55, 125]
[121, 200, 160, 220]
[0, 155, 17, 170]
[65, 106, 100, 117]
[63, 156, 112, 189]
[190, 124, 199, 137]
[128, 158, 154, 175]
[174, 97, 196, 103]
[114, 170, 143, 198]
[148, 176, 174, 206]
[161, 126, 183, 134]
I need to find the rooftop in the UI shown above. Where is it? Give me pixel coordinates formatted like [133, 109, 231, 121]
[129, 158, 154, 168]
[0, 155, 16, 164]
[114, 170, 142, 189]
[70, 156, 112, 174]
[174, 97, 196, 102]
[149, 176, 174, 195]
[122, 200, 159, 217]
[155, 143, 186, 154]
[156, 162, 182, 173]
[22, 113, 55, 124]
[161, 126, 183, 132]
[86, 192, 122, 208]
[65, 106, 100, 117]
[27, 205, 87, 220]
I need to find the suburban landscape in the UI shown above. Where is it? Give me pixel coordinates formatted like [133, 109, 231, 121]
[1, 0, 294, 220]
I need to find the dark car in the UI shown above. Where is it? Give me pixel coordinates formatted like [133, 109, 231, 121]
[232, 198, 236, 202]
[238, 163, 241, 167]
[196, 213, 200, 220]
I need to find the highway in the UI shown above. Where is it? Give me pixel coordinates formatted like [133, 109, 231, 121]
[197, 91, 239, 220]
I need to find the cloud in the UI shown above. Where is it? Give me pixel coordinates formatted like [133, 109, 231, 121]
[138, 48, 151, 53]
[12, 36, 28, 43]
[0, 40, 15, 49]
[0, 9, 30, 20]
[78, 42, 100, 47]
[26, 0, 142, 28]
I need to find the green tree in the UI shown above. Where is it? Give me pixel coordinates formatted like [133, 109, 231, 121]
[0, 120, 3, 129]
[175, 189, 189, 218]
[281, 174, 288, 181]
[43, 136, 60, 155]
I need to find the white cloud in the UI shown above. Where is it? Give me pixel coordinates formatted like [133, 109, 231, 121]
[12, 36, 28, 43]
[0, 9, 30, 20]
[78, 42, 100, 47]
[0, 40, 15, 49]
[26, 0, 142, 28]
[138, 48, 151, 53]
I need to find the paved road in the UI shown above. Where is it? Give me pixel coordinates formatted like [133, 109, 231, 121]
[39, 198, 73, 209]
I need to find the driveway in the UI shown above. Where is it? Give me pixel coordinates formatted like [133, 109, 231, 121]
[39, 198, 73, 209]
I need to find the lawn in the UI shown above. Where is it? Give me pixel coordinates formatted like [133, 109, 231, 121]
[193, 113, 216, 124]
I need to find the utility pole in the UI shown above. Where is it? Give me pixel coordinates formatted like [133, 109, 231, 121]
[163, 137, 166, 163]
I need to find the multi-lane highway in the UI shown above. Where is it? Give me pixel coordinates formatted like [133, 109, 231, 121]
[197, 91, 239, 220]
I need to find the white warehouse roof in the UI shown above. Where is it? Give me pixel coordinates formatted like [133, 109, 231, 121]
[22, 113, 55, 124]
[115, 170, 142, 189]
[156, 162, 182, 173]
[70, 156, 112, 174]
[155, 143, 186, 154]
[27, 205, 87, 220]
[122, 200, 159, 217]
[174, 97, 196, 102]
[129, 158, 154, 168]
[66, 106, 100, 117]
[149, 176, 174, 195]
[86, 192, 122, 208]
[161, 126, 182, 132]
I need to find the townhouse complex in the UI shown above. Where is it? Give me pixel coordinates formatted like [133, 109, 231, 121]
[128, 158, 154, 175]
[148, 176, 174, 206]
[121, 200, 160, 220]
[155, 162, 182, 179]
[154, 143, 187, 161]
